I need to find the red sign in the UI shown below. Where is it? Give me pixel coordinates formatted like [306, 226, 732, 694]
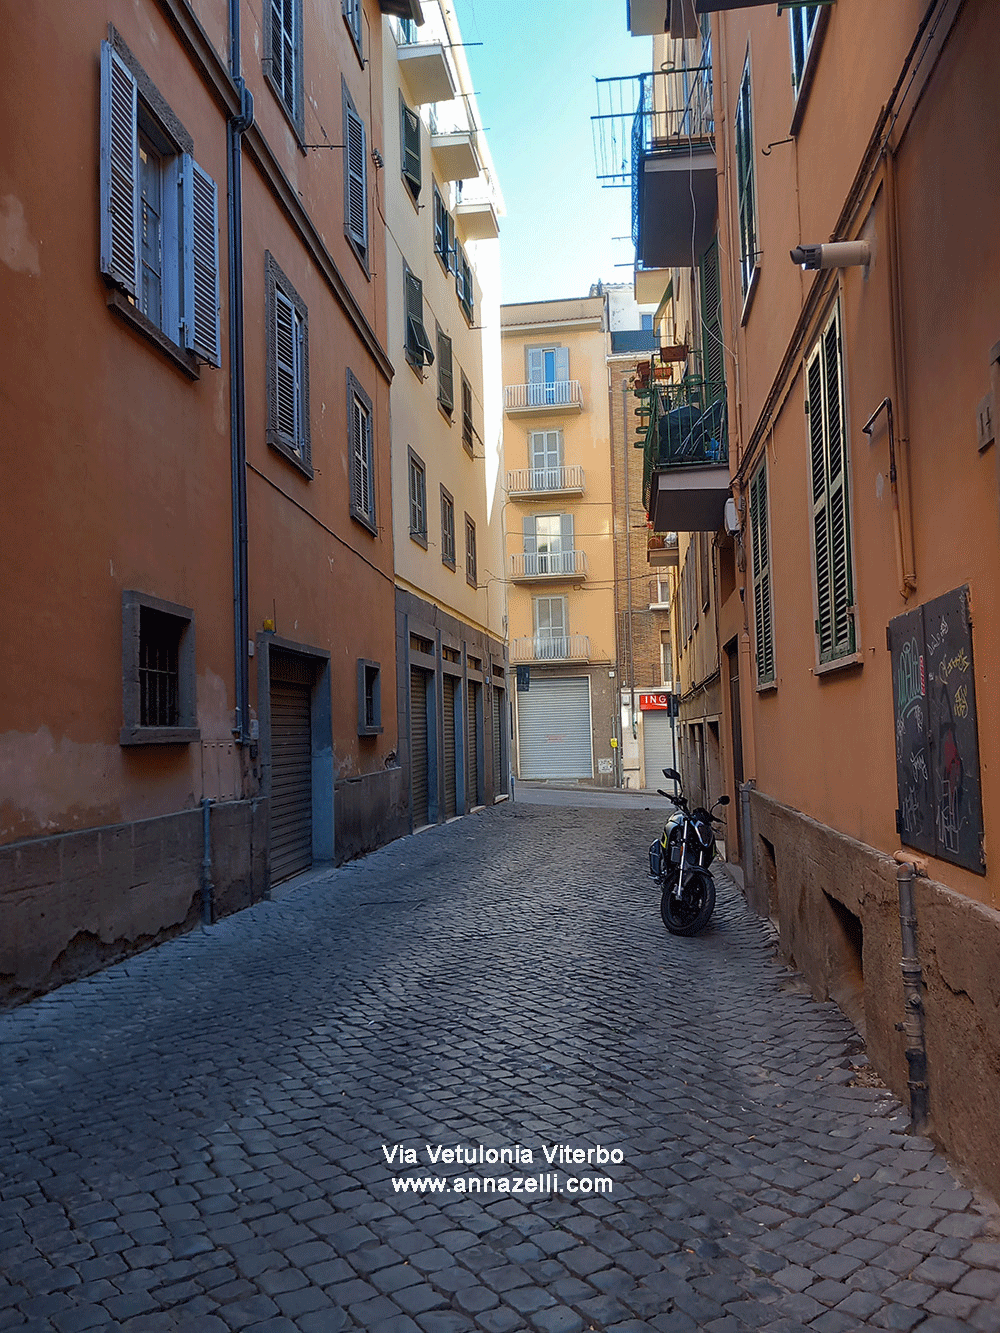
[639, 693, 671, 711]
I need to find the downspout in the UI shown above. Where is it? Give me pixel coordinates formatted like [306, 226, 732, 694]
[621, 378, 637, 777]
[201, 797, 214, 926]
[895, 857, 930, 1134]
[228, 0, 253, 743]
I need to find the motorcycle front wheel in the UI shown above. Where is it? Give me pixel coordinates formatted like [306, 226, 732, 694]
[660, 868, 716, 936]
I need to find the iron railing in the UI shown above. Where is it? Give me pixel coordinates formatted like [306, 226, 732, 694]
[510, 550, 588, 580]
[504, 381, 583, 412]
[636, 377, 728, 508]
[507, 465, 585, 495]
[510, 634, 591, 663]
[592, 65, 715, 191]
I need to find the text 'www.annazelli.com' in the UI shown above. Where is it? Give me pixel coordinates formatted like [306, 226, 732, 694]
[390, 1173, 613, 1196]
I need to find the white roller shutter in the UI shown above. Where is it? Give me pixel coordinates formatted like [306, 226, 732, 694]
[642, 709, 675, 789]
[517, 676, 593, 780]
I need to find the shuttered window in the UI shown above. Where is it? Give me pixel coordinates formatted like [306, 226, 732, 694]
[461, 373, 475, 453]
[789, 5, 823, 94]
[699, 236, 724, 397]
[433, 184, 455, 271]
[342, 0, 362, 50]
[455, 244, 474, 321]
[347, 368, 374, 529]
[99, 41, 220, 366]
[437, 327, 454, 414]
[465, 515, 477, 587]
[401, 97, 421, 200]
[266, 252, 310, 475]
[441, 486, 456, 568]
[408, 449, 427, 543]
[807, 304, 855, 664]
[343, 83, 368, 265]
[265, 0, 303, 136]
[404, 265, 434, 369]
[734, 52, 758, 301]
[749, 460, 775, 686]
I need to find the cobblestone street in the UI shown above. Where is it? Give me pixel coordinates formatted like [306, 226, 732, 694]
[3, 802, 1000, 1333]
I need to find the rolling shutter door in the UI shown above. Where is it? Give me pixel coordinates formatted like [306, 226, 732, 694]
[518, 677, 593, 780]
[269, 653, 314, 883]
[467, 682, 479, 808]
[492, 687, 505, 795]
[410, 667, 430, 828]
[443, 674, 457, 819]
[642, 709, 675, 789]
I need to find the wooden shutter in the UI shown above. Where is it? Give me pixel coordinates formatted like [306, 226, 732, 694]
[560, 513, 574, 552]
[181, 156, 221, 366]
[100, 42, 140, 296]
[274, 289, 298, 446]
[405, 269, 433, 365]
[553, 347, 570, 381]
[352, 393, 371, 518]
[401, 101, 421, 196]
[808, 306, 854, 663]
[522, 515, 537, 561]
[437, 329, 454, 412]
[527, 348, 545, 383]
[749, 462, 774, 685]
[699, 237, 724, 396]
[345, 102, 368, 254]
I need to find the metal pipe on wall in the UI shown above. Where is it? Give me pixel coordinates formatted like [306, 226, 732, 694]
[201, 797, 214, 926]
[895, 858, 930, 1135]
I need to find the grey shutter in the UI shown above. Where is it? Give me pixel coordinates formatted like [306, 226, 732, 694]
[447, 213, 456, 271]
[345, 103, 368, 254]
[274, 290, 298, 445]
[443, 675, 457, 819]
[522, 515, 537, 556]
[553, 346, 570, 381]
[410, 668, 430, 826]
[560, 513, 574, 548]
[401, 102, 421, 196]
[517, 677, 593, 780]
[405, 270, 434, 365]
[100, 41, 140, 296]
[352, 394, 371, 518]
[527, 348, 544, 383]
[182, 156, 221, 366]
[437, 330, 454, 411]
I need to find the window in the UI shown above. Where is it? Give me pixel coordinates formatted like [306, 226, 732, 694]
[401, 96, 421, 201]
[455, 243, 474, 321]
[265, 0, 304, 136]
[343, 0, 362, 56]
[343, 82, 368, 268]
[660, 631, 672, 686]
[433, 184, 455, 272]
[441, 486, 456, 568]
[533, 596, 568, 658]
[530, 430, 563, 486]
[699, 532, 711, 612]
[357, 659, 381, 734]
[523, 513, 574, 576]
[437, 326, 454, 415]
[465, 515, 477, 587]
[734, 52, 759, 303]
[408, 449, 427, 545]
[347, 369, 375, 531]
[651, 576, 670, 608]
[526, 345, 570, 406]
[789, 5, 823, 95]
[641, 312, 654, 332]
[404, 265, 435, 370]
[265, 252, 311, 475]
[99, 40, 221, 368]
[749, 460, 775, 686]
[807, 304, 855, 665]
[699, 237, 724, 396]
[121, 590, 199, 745]
[461, 373, 475, 454]
[396, 17, 419, 43]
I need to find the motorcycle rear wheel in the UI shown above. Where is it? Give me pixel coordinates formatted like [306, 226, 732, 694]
[660, 868, 716, 936]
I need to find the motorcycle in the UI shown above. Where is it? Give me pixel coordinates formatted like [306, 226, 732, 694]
[648, 768, 730, 936]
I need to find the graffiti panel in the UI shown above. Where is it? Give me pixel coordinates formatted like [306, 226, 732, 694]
[888, 605, 934, 856]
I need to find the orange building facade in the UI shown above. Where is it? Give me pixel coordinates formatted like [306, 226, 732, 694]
[1, 0, 415, 1001]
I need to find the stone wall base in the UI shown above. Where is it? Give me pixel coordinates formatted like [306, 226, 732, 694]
[335, 766, 407, 863]
[749, 788, 1000, 1199]
[0, 800, 266, 1007]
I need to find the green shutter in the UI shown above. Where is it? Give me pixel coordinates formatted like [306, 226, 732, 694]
[749, 463, 774, 685]
[699, 237, 724, 400]
[401, 100, 421, 198]
[808, 306, 854, 663]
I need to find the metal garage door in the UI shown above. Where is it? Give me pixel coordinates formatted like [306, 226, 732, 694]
[492, 686, 507, 795]
[269, 654, 313, 883]
[643, 708, 676, 789]
[517, 676, 593, 780]
[443, 674, 457, 819]
[410, 667, 430, 828]
[467, 681, 479, 809]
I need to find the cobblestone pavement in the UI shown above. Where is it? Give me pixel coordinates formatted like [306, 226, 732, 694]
[3, 802, 1000, 1333]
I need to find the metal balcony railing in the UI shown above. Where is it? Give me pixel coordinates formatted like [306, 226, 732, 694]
[504, 381, 583, 412]
[510, 634, 591, 663]
[635, 377, 728, 509]
[507, 465, 585, 496]
[510, 550, 588, 580]
[593, 64, 715, 190]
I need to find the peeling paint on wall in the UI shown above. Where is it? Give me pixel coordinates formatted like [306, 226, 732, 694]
[0, 195, 40, 276]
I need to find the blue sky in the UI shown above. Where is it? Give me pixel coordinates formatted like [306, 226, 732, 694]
[452, 0, 649, 304]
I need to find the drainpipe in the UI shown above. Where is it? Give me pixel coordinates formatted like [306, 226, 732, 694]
[740, 779, 761, 913]
[228, 0, 253, 743]
[201, 797, 214, 926]
[895, 858, 930, 1135]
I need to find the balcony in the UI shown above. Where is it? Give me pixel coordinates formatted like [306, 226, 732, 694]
[510, 550, 588, 583]
[507, 465, 585, 499]
[455, 197, 500, 241]
[638, 378, 729, 532]
[593, 65, 717, 269]
[430, 131, 481, 181]
[504, 381, 583, 415]
[510, 634, 591, 664]
[398, 42, 456, 105]
[648, 532, 679, 568]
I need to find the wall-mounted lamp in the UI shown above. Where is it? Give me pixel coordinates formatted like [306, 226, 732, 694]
[790, 240, 871, 270]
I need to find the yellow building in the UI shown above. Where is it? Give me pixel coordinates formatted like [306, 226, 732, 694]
[382, 4, 508, 828]
[501, 295, 619, 785]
